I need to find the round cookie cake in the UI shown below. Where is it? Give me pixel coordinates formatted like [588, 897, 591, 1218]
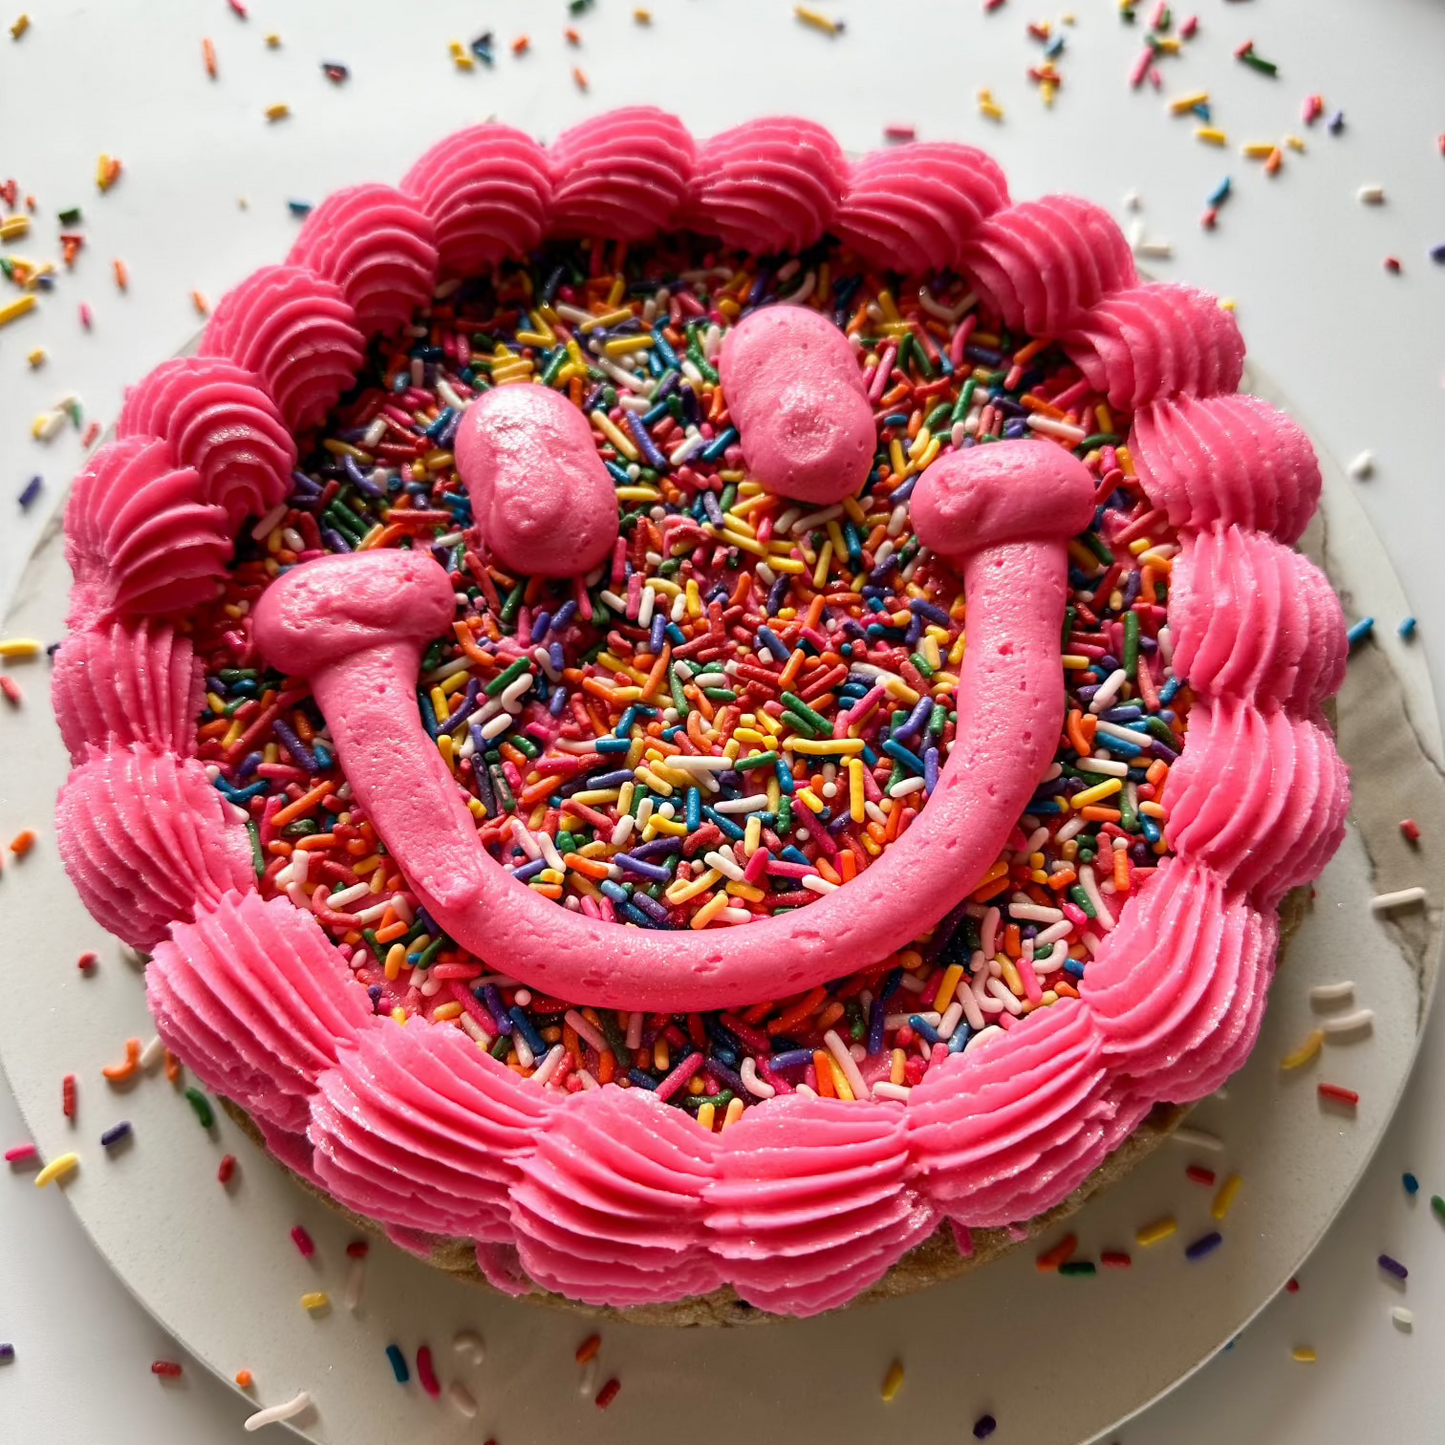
[51, 108, 1350, 1321]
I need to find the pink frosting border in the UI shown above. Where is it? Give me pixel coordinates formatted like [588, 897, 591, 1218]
[54, 109, 1349, 1317]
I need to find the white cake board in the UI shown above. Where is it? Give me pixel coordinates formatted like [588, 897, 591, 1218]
[1, 371, 1440, 1445]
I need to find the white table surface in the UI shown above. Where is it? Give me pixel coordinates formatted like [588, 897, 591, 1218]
[2, 0, 1443, 1439]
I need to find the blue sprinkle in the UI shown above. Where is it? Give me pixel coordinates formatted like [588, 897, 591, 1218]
[1347, 617, 1375, 648]
[1207, 176, 1232, 207]
[509, 1007, 546, 1058]
[1399, 617, 1418, 639]
[908, 1013, 942, 1046]
[1404, 1172, 1420, 1195]
[287, 200, 314, 218]
[17, 475, 42, 509]
[385, 1343, 409, 1384]
[1328, 110, 1346, 133]
[1185, 1230, 1223, 1262]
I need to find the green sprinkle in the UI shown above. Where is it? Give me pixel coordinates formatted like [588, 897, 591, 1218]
[1058, 1260, 1097, 1276]
[776, 796, 793, 837]
[485, 655, 531, 697]
[1123, 610, 1140, 679]
[1069, 884, 1097, 919]
[245, 819, 265, 877]
[781, 692, 832, 734]
[1432, 1195, 1445, 1225]
[499, 580, 526, 630]
[1078, 432, 1122, 451]
[1239, 50, 1278, 76]
[184, 1088, 215, 1130]
[910, 652, 936, 679]
[668, 667, 690, 717]
[736, 750, 779, 772]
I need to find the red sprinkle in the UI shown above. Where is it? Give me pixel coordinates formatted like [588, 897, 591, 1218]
[416, 1344, 441, 1397]
[0, 675, 20, 705]
[1186, 1164, 1217, 1187]
[575, 1333, 602, 1364]
[1035, 1233, 1078, 1271]
[1385, 257, 1402, 274]
[77, 951, 98, 972]
[62, 1074, 76, 1119]
[1318, 1083, 1359, 1107]
[151, 1360, 183, 1378]
[1286, 1277, 1300, 1293]
[290, 1224, 315, 1258]
[595, 1377, 621, 1410]
[1100, 1250, 1133, 1268]
[218, 1154, 237, 1185]
[345, 1239, 370, 1258]
[1401, 819, 1422, 844]
[227, 0, 247, 16]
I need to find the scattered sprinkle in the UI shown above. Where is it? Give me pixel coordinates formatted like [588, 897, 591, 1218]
[151, 1360, 183, 1378]
[4, 1142, 38, 1165]
[1357, 184, 1386, 205]
[34, 1151, 79, 1187]
[1403, 1172, 1420, 1195]
[1348, 450, 1375, 479]
[453, 1328, 484, 1363]
[8, 829, 36, 857]
[575, 1333, 602, 1365]
[218, 1153, 237, 1184]
[203, 37, 218, 77]
[881, 1359, 906, 1401]
[0, 677, 21, 706]
[1100, 1250, 1132, 1268]
[1185, 1230, 1223, 1261]
[290, 1224, 316, 1258]
[1431, 1195, 1445, 1225]
[300, 1291, 329, 1312]
[973, 1414, 999, 1440]
[112, 258, 129, 292]
[1280, 1029, 1324, 1070]
[99, 1120, 132, 1148]
[0, 1343, 13, 1364]
[448, 1381, 479, 1418]
[1399, 618, 1418, 640]
[242, 1390, 312, 1432]
[0, 294, 37, 329]
[1321, 1007, 1374, 1038]
[416, 1344, 440, 1397]
[184, 1086, 215, 1128]
[9, 13, 27, 40]
[265, 103, 290, 122]
[1310, 979, 1355, 1005]
[572, 65, 588, 91]
[1058, 1258, 1096, 1276]
[978, 87, 1005, 120]
[1186, 1164, 1216, 1186]
[595, 1377, 622, 1410]
[1172, 1126, 1225, 1152]
[1211, 1173, 1242, 1221]
[1317, 1082, 1360, 1108]
[1371, 887, 1427, 913]
[1136, 1216, 1178, 1247]
[1392, 1306, 1414, 1331]
[794, 5, 844, 36]
[1378, 1253, 1408, 1281]
[1292, 1346, 1317, 1363]
[321, 61, 348, 83]
[236, 1369, 254, 1388]
[1036, 1233, 1078, 1270]
[385, 1344, 409, 1384]
[18, 475, 43, 509]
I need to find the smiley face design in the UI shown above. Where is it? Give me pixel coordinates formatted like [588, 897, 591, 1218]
[55, 111, 1350, 1316]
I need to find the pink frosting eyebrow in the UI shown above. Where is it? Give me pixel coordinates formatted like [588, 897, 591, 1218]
[253, 439, 1095, 1011]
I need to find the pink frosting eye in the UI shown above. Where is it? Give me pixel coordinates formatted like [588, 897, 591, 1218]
[718, 306, 874, 505]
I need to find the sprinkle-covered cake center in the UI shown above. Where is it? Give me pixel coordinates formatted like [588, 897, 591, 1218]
[189, 234, 1187, 1112]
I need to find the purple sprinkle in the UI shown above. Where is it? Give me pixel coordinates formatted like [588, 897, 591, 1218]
[17, 475, 42, 509]
[1186, 1230, 1223, 1262]
[1328, 110, 1345, 133]
[1378, 1253, 1408, 1280]
[973, 1416, 997, 1441]
[1431, 242, 1445, 265]
[0, 1343, 14, 1364]
[100, 1121, 132, 1148]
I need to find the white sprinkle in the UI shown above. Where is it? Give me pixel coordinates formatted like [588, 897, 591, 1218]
[139, 1034, 166, 1070]
[1008, 903, 1065, 924]
[1358, 184, 1386, 205]
[1310, 980, 1356, 1005]
[703, 848, 746, 882]
[1348, 450, 1376, 479]
[1134, 238, 1175, 259]
[888, 776, 927, 798]
[1322, 1008, 1375, 1038]
[871, 1081, 912, 1102]
[1089, 669, 1130, 715]
[1392, 1307, 1414, 1331]
[250, 502, 288, 541]
[1076, 756, 1129, 778]
[1026, 414, 1088, 444]
[579, 1357, 599, 1398]
[530, 1044, 566, 1087]
[453, 1329, 485, 1364]
[1171, 1125, 1225, 1152]
[963, 1025, 1005, 1055]
[739, 1056, 776, 1099]
[1124, 189, 1143, 212]
[801, 873, 839, 895]
[244, 1391, 313, 1431]
[343, 1254, 365, 1312]
[712, 795, 770, 815]
[447, 1381, 479, 1419]
[823, 1028, 871, 1099]
[1371, 887, 1427, 913]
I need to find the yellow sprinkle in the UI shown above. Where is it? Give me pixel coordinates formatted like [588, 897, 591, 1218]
[0, 214, 29, 240]
[265, 103, 291, 122]
[265, 33, 280, 48]
[1292, 1347, 1317, 1363]
[0, 293, 37, 329]
[1196, 127, 1228, 146]
[794, 5, 840, 36]
[696, 1101, 716, 1131]
[590, 408, 639, 462]
[633, 6, 652, 20]
[721, 1096, 746, 1129]
[10, 13, 29, 39]
[614, 485, 661, 503]
[1212, 1173, 1243, 1222]
[1135, 1217, 1178, 1248]
[786, 736, 865, 756]
[933, 962, 966, 1013]
[1169, 90, 1210, 114]
[978, 89, 1005, 122]
[301, 1292, 330, 1312]
[1242, 142, 1276, 159]
[1285, 134, 1307, 152]
[880, 1360, 906, 1402]
[1071, 777, 1122, 809]
[0, 638, 41, 658]
[1279, 1029, 1324, 1071]
[26, 347, 45, 367]
[35, 1152, 79, 1187]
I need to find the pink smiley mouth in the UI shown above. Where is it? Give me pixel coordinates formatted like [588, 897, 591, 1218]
[254, 395, 1093, 1012]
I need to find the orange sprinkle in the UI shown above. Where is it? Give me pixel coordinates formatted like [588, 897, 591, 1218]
[234, 1369, 254, 1389]
[268, 779, 335, 829]
[512, 34, 530, 53]
[572, 65, 588, 90]
[575, 1333, 602, 1365]
[8, 828, 36, 857]
[191, 290, 210, 315]
[112, 259, 128, 291]
[203, 37, 218, 76]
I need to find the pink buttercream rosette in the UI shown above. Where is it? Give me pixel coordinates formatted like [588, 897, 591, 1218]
[54, 109, 1348, 1318]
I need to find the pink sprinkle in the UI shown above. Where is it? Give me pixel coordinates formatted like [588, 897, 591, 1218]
[884, 125, 917, 142]
[0, 675, 20, 706]
[291, 1224, 316, 1258]
[1180, 14, 1198, 38]
[5, 1142, 39, 1165]
[951, 1220, 975, 1258]
[1128, 47, 1152, 88]
[79, 302, 93, 330]
[416, 1344, 441, 1397]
